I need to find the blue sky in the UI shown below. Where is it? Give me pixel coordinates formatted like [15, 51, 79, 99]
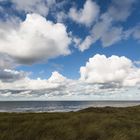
[0, 0, 140, 100]
[16, 0, 140, 79]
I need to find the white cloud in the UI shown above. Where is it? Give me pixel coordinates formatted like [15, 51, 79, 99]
[0, 13, 71, 64]
[108, 0, 136, 22]
[72, 36, 82, 47]
[78, 0, 136, 51]
[78, 36, 93, 51]
[0, 71, 69, 91]
[80, 54, 140, 86]
[0, 69, 27, 82]
[79, 14, 122, 51]
[48, 71, 66, 82]
[0, 54, 15, 69]
[101, 26, 123, 47]
[134, 61, 140, 66]
[69, 0, 99, 26]
[128, 25, 140, 40]
[0, 54, 140, 100]
[56, 11, 67, 23]
[123, 24, 140, 43]
[11, 0, 49, 16]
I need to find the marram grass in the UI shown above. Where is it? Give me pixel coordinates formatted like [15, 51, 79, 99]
[0, 106, 140, 140]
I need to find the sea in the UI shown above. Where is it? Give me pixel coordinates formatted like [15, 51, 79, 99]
[0, 101, 140, 113]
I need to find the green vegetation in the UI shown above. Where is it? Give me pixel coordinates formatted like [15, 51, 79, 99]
[0, 106, 140, 140]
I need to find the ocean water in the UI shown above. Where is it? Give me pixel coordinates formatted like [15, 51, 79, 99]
[0, 101, 140, 113]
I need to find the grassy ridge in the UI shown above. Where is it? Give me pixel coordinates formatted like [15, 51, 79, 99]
[0, 106, 140, 140]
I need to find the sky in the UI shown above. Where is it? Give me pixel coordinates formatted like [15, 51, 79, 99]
[0, 0, 140, 100]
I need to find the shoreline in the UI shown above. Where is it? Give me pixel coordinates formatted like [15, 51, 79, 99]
[0, 104, 140, 114]
[0, 100, 140, 113]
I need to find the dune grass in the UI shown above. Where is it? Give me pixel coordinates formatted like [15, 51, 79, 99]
[0, 106, 140, 140]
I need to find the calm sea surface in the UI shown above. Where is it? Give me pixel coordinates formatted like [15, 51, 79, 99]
[0, 101, 140, 112]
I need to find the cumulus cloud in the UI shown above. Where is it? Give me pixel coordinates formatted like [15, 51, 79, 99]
[56, 11, 67, 23]
[0, 71, 105, 99]
[78, 0, 136, 51]
[69, 0, 99, 26]
[132, 28, 140, 40]
[101, 26, 123, 47]
[108, 0, 136, 22]
[134, 61, 140, 66]
[78, 36, 93, 51]
[80, 54, 140, 87]
[0, 71, 69, 90]
[79, 14, 123, 51]
[0, 54, 140, 100]
[48, 71, 66, 82]
[0, 0, 139, 100]
[0, 53, 15, 69]
[10, 0, 49, 16]
[0, 69, 27, 82]
[124, 25, 140, 41]
[0, 13, 71, 64]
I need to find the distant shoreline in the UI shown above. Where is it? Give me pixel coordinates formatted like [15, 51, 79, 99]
[0, 104, 140, 113]
[0, 100, 140, 113]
